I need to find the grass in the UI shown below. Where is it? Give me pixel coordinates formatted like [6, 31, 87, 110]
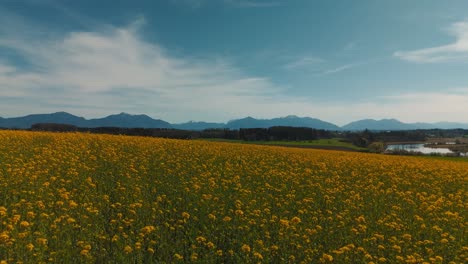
[199, 138, 367, 151]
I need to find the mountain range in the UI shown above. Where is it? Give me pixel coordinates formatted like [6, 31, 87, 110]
[0, 112, 467, 131]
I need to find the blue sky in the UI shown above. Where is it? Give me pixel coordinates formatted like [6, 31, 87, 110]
[1, 0, 468, 125]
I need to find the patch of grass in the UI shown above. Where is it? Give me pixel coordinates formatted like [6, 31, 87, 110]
[198, 138, 366, 151]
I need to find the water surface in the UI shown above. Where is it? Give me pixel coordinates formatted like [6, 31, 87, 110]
[386, 144, 456, 155]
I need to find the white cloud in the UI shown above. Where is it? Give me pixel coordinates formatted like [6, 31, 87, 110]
[366, 91, 468, 124]
[288, 91, 468, 125]
[394, 20, 468, 63]
[0, 16, 467, 124]
[0, 18, 289, 121]
[0, 64, 16, 74]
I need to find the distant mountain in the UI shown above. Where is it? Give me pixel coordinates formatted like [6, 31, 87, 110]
[0, 112, 467, 131]
[0, 112, 87, 129]
[226, 116, 264, 129]
[172, 121, 225, 131]
[0, 112, 171, 129]
[86, 113, 171, 128]
[342, 119, 468, 131]
[271, 115, 341, 130]
[172, 115, 340, 130]
[342, 119, 417, 131]
[411, 122, 438, 130]
[226, 115, 341, 130]
[432, 121, 468, 129]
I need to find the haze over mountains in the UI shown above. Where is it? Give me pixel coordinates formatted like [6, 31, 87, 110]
[0, 112, 467, 131]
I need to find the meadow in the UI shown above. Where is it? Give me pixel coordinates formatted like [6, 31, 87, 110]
[0, 131, 466, 263]
[199, 138, 366, 151]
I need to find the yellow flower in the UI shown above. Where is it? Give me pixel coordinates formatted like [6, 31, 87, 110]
[182, 212, 190, 220]
[207, 241, 215, 249]
[124, 245, 133, 254]
[392, 245, 401, 253]
[253, 252, 263, 260]
[0, 232, 10, 243]
[356, 215, 366, 223]
[20, 221, 30, 228]
[140, 225, 156, 234]
[402, 234, 412, 241]
[280, 219, 290, 227]
[37, 238, 48, 245]
[291, 216, 301, 224]
[174, 253, 183, 260]
[26, 211, 36, 219]
[235, 209, 244, 216]
[26, 243, 34, 251]
[69, 200, 78, 208]
[0, 207, 7, 217]
[241, 244, 251, 253]
[12, 215, 21, 223]
[18, 232, 29, 239]
[196, 236, 207, 243]
[321, 253, 333, 262]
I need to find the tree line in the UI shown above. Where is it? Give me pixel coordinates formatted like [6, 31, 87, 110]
[29, 123, 333, 141]
[28, 123, 468, 151]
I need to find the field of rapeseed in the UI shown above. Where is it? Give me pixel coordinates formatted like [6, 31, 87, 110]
[0, 131, 466, 263]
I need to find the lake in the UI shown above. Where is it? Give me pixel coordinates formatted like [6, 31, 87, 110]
[386, 143, 460, 155]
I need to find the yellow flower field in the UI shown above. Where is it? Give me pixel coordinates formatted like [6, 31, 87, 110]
[0, 131, 466, 263]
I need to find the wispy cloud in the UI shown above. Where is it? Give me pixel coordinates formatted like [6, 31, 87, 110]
[321, 63, 359, 75]
[394, 20, 468, 63]
[283, 56, 323, 70]
[314, 62, 363, 76]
